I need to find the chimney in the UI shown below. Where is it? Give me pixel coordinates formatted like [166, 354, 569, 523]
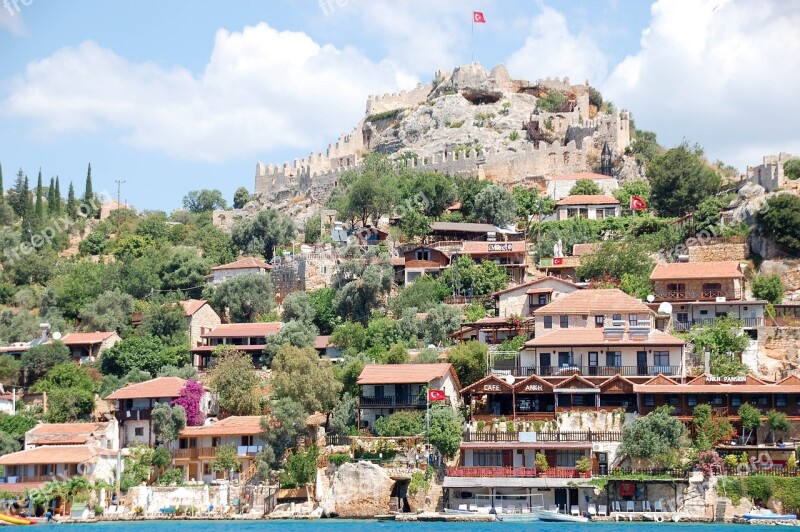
[704, 350, 711, 375]
[39, 323, 51, 343]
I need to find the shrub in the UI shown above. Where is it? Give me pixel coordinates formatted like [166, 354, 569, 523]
[374, 411, 424, 437]
[366, 109, 402, 122]
[784, 159, 800, 180]
[408, 470, 429, 495]
[157, 468, 184, 486]
[329, 453, 352, 467]
[751, 274, 784, 304]
[535, 453, 549, 471]
[509, 131, 520, 141]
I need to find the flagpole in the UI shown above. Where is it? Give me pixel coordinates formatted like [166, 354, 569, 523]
[471, 15, 474, 63]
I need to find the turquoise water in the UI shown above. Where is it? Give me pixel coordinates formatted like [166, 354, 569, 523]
[35, 522, 780, 532]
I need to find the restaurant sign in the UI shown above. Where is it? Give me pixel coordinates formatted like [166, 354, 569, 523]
[706, 375, 747, 384]
[488, 243, 513, 252]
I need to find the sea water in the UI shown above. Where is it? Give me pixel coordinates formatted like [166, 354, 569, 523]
[34, 521, 780, 532]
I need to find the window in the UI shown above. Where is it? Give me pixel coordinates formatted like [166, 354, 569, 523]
[538, 294, 548, 305]
[731, 395, 742, 407]
[712, 395, 724, 406]
[688, 395, 698, 407]
[702, 283, 722, 297]
[666, 283, 686, 297]
[212, 437, 221, 447]
[644, 394, 655, 407]
[629, 314, 638, 326]
[559, 315, 569, 328]
[612, 314, 622, 322]
[415, 249, 431, 261]
[543, 316, 553, 329]
[134, 427, 144, 437]
[676, 312, 689, 324]
[667, 395, 679, 406]
[573, 395, 586, 406]
[776, 395, 788, 407]
[596, 208, 605, 220]
[595, 316, 604, 327]
[556, 450, 585, 468]
[567, 208, 579, 218]
[558, 352, 572, 367]
[588, 352, 598, 366]
[473, 450, 503, 467]
[700, 309, 709, 316]
[241, 435, 254, 446]
[653, 351, 670, 367]
[606, 351, 621, 367]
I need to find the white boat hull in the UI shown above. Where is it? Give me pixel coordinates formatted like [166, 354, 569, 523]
[534, 510, 590, 523]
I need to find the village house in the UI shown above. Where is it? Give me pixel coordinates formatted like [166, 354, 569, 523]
[402, 245, 451, 285]
[25, 421, 119, 450]
[60, 331, 121, 363]
[190, 322, 283, 369]
[427, 221, 507, 243]
[179, 299, 222, 348]
[491, 276, 582, 318]
[357, 363, 461, 431]
[554, 195, 621, 221]
[546, 172, 619, 201]
[105, 377, 215, 447]
[0, 389, 17, 415]
[210, 256, 272, 285]
[172, 416, 265, 483]
[649, 261, 766, 331]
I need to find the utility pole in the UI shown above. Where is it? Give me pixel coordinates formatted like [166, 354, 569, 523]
[114, 180, 126, 234]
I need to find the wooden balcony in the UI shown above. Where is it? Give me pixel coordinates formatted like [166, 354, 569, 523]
[655, 289, 742, 302]
[499, 365, 681, 378]
[673, 317, 764, 331]
[359, 396, 427, 408]
[120, 408, 152, 421]
[463, 431, 621, 443]
[172, 446, 262, 460]
[447, 467, 587, 478]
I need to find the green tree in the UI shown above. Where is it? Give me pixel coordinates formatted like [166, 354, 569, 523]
[32, 362, 96, 394]
[280, 446, 318, 488]
[152, 403, 187, 446]
[0, 413, 36, 442]
[211, 446, 242, 480]
[78, 289, 134, 332]
[54, 176, 62, 214]
[424, 303, 462, 346]
[537, 91, 566, 112]
[767, 410, 792, 443]
[158, 247, 211, 298]
[83, 164, 95, 217]
[453, 176, 490, 221]
[399, 171, 457, 218]
[399, 208, 431, 242]
[692, 404, 735, 452]
[7, 169, 27, 217]
[66, 181, 77, 218]
[513, 187, 556, 222]
[262, 320, 318, 366]
[647, 143, 722, 217]
[428, 402, 464, 458]
[693, 196, 727, 233]
[738, 403, 762, 444]
[474, 184, 516, 226]
[332, 249, 393, 320]
[0, 357, 20, 387]
[271, 345, 341, 415]
[0, 431, 21, 456]
[231, 208, 295, 261]
[464, 302, 487, 322]
[329, 393, 357, 436]
[751, 274, 784, 305]
[182, 189, 228, 212]
[619, 405, 687, 467]
[686, 317, 749, 377]
[308, 288, 338, 335]
[576, 240, 654, 287]
[0, 163, 3, 204]
[390, 276, 449, 315]
[569, 179, 603, 196]
[383, 343, 409, 364]
[627, 130, 661, 164]
[784, 159, 800, 180]
[366, 317, 404, 351]
[53, 260, 120, 319]
[34, 170, 44, 222]
[207, 273, 276, 323]
[282, 291, 315, 324]
[446, 341, 487, 388]
[21, 342, 71, 383]
[757, 195, 800, 255]
[262, 397, 307, 469]
[45, 388, 95, 422]
[440, 255, 509, 296]
[303, 213, 321, 243]
[208, 347, 262, 416]
[139, 302, 188, 346]
[613, 180, 652, 215]
[333, 351, 369, 398]
[331, 322, 367, 353]
[374, 411, 423, 436]
[233, 187, 252, 209]
[100, 336, 176, 377]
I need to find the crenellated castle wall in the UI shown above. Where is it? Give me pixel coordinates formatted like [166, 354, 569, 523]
[365, 83, 432, 116]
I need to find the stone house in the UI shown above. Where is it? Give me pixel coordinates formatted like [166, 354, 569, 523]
[545, 172, 619, 201]
[491, 277, 582, 318]
[105, 377, 215, 448]
[60, 331, 121, 363]
[357, 363, 461, 430]
[458, 240, 528, 284]
[189, 322, 283, 369]
[0, 390, 16, 415]
[532, 289, 654, 336]
[179, 299, 222, 348]
[172, 416, 266, 483]
[210, 256, 272, 285]
[402, 245, 451, 284]
[25, 421, 119, 451]
[554, 195, 621, 221]
[650, 261, 744, 302]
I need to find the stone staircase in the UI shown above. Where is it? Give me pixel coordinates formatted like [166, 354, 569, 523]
[715, 498, 728, 522]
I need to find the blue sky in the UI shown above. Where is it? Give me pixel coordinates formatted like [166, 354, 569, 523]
[1, 0, 798, 212]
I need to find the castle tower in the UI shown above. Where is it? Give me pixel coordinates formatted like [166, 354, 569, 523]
[601, 141, 613, 176]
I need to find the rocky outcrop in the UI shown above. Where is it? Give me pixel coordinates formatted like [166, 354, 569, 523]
[319, 461, 395, 518]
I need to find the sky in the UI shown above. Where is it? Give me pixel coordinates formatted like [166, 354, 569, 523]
[1, 0, 798, 212]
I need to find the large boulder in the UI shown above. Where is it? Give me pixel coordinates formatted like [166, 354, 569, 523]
[320, 461, 395, 518]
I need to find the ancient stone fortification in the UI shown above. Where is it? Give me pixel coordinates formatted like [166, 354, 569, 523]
[746, 152, 797, 193]
[241, 63, 631, 215]
[687, 242, 748, 262]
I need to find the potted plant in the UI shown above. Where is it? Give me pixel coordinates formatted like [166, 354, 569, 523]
[535, 453, 549, 476]
[575, 456, 592, 478]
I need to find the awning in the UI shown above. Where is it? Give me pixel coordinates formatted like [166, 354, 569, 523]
[443, 477, 594, 489]
[553, 388, 600, 394]
[459, 441, 591, 450]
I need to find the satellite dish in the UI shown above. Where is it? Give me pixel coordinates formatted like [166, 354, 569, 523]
[52, 331, 62, 340]
[504, 375, 515, 386]
[646, 294, 655, 303]
[657, 302, 673, 315]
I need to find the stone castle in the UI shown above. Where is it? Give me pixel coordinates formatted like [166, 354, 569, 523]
[214, 63, 631, 229]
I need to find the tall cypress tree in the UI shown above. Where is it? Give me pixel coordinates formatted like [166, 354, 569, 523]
[83, 163, 94, 216]
[21, 175, 33, 239]
[67, 181, 77, 218]
[34, 169, 44, 222]
[9, 169, 27, 216]
[47, 176, 56, 215]
[54, 176, 62, 214]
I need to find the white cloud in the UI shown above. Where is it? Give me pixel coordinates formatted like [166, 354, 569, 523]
[603, 0, 800, 169]
[506, 6, 608, 86]
[0, 4, 26, 36]
[3, 22, 415, 162]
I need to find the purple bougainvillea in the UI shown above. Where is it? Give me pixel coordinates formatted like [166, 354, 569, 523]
[172, 380, 206, 426]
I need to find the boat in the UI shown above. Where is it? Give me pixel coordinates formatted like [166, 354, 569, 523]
[740, 509, 797, 521]
[445, 493, 543, 521]
[0, 513, 37, 525]
[533, 509, 590, 523]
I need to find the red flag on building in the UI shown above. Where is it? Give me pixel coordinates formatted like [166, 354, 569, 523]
[630, 196, 647, 211]
[552, 257, 563, 265]
[473, 11, 486, 23]
[428, 389, 446, 402]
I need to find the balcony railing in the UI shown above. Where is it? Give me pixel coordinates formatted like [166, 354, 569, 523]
[447, 467, 586, 478]
[359, 396, 426, 408]
[463, 431, 621, 443]
[172, 446, 262, 460]
[120, 408, 152, 421]
[494, 365, 681, 377]
[655, 289, 741, 301]
[673, 317, 764, 331]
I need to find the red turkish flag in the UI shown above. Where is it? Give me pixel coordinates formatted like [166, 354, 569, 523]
[428, 389, 446, 402]
[552, 257, 563, 265]
[473, 11, 486, 23]
[630, 196, 647, 211]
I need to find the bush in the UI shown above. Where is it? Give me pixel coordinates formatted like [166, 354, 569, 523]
[158, 468, 184, 486]
[408, 470, 430, 495]
[752, 274, 784, 304]
[756, 195, 800, 255]
[374, 411, 424, 437]
[537, 91, 566, 112]
[784, 159, 800, 180]
[329, 453, 352, 467]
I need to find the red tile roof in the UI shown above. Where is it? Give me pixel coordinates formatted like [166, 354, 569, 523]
[211, 257, 272, 271]
[572, 243, 600, 257]
[491, 276, 580, 297]
[533, 289, 652, 315]
[179, 299, 208, 316]
[524, 328, 685, 348]
[105, 377, 189, 401]
[315, 335, 332, 350]
[27, 422, 109, 446]
[180, 416, 264, 437]
[60, 332, 117, 345]
[357, 363, 457, 386]
[634, 374, 793, 394]
[0, 445, 117, 466]
[556, 195, 619, 206]
[650, 261, 742, 280]
[202, 322, 282, 338]
[550, 172, 615, 181]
